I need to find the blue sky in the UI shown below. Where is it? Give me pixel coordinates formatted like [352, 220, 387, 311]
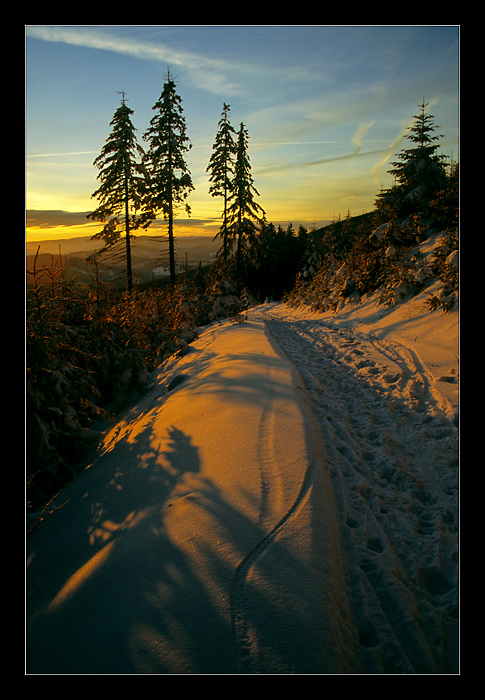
[26, 25, 459, 240]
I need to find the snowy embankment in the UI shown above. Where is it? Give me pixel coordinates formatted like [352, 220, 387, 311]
[27, 318, 354, 674]
[26, 296, 458, 674]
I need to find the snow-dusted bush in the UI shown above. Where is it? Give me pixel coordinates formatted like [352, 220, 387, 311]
[209, 281, 242, 321]
[424, 230, 459, 312]
[210, 294, 242, 320]
[285, 214, 458, 315]
[27, 278, 193, 510]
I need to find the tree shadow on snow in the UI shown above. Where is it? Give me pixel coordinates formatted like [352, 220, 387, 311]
[26, 406, 342, 673]
[27, 416, 210, 672]
[26, 332, 350, 674]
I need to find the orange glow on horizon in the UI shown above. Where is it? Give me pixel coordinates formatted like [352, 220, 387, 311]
[26, 222, 220, 244]
[26, 224, 99, 243]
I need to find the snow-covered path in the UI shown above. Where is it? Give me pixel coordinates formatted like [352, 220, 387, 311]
[250, 302, 459, 673]
[26, 303, 458, 674]
[26, 318, 354, 674]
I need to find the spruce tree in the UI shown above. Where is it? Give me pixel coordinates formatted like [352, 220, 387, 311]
[87, 93, 144, 291]
[207, 103, 237, 261]
[227, 122, 266, 277]
[376, 100, 447, 225]
[142, 69, 193, 283]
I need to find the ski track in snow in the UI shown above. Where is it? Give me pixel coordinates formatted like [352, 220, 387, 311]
[229, 390, 332, 674]
[248, 303, 459, 674]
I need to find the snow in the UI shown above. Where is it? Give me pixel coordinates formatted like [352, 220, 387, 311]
[26, 297, 459, 674]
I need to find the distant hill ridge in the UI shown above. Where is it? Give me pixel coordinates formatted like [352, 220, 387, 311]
[26, 235, 221, 286]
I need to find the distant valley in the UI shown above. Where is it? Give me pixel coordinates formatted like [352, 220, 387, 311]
[26, 234, 221, 286]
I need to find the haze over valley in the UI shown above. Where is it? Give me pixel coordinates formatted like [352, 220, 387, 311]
[26, 234, 222, 286]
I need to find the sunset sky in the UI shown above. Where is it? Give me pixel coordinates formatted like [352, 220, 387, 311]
[26, 25, 459, 242]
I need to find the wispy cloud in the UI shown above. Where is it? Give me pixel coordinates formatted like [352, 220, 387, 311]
[326, 120, 377, 178]
[27, 151, 99, 158]
[26, 209, 93, 228]
[26, 209, 220, 234]
[256, 147, 389, 177]
[26, 26, 240, 96]
[371, 115, 416, 186]
[351, 121, 375, 152]
[302, 147, 389, 170]
[252, 140, 352, 147]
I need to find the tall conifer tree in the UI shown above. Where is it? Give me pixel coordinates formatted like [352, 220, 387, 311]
[375, 100, 447, 224]
[227, 122, 266, 277]
[87, 93, 144, 291]
[142, 69, 193, 283]
[207, 103, 237, 260]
